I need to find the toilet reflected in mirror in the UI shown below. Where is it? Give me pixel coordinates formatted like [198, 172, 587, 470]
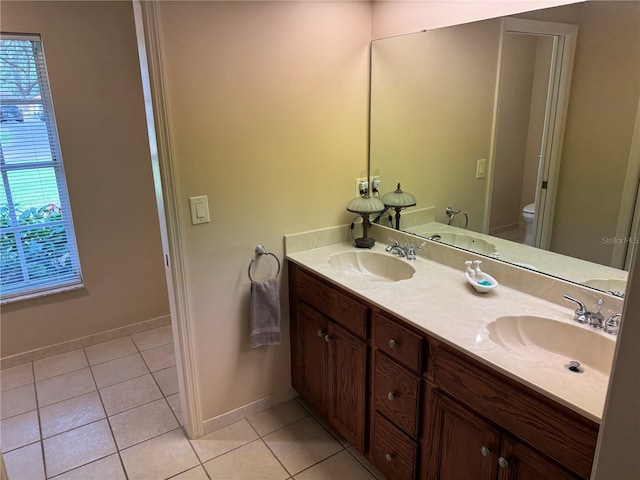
[522, 203, 535, 246]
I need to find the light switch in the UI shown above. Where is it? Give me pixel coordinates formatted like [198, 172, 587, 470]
[476, 159, 486, 179]
[189, 195, 210, 225]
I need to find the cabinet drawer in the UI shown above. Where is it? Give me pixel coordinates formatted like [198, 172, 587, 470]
[434, 345, 598, 479]
[296, 268, 367, 338]
[374, 311, 423, 372]
[371, 412, 417, 480]
[374, 351, 420, 438]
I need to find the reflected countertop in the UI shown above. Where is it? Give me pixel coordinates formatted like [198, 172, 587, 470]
[286, 241, 615, 423]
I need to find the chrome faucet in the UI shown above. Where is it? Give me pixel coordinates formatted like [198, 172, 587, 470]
[604, 313, 622, 335]
[386, 238, 425, 260]
[563, 295, 605, 329]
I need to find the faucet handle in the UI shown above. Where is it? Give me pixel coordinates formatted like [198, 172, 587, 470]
[589, 298, 605, 329]
[563, 295, 588, 324]
[604, 313, 621, 335]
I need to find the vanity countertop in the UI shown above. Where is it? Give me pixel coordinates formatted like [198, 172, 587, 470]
[286, 241, 615, 424]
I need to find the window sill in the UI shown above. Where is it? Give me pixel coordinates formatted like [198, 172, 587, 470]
[1, 282, 85, 305]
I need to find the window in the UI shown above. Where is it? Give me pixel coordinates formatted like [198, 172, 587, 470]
[0, 34, 82, 303]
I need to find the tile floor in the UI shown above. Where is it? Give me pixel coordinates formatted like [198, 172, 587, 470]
[1, 326, 383, 480]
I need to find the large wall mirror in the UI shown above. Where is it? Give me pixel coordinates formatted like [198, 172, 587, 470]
[370, 0, 640, 297]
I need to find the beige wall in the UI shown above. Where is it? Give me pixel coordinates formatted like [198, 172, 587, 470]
[514, 1, 640, 265]
[370, 19, 501, 231]
[490, 33, 536, 233]
[154, 0, 371, 421]
[0, 2, 169, 357]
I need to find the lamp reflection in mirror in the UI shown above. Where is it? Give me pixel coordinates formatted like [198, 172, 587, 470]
[381, 183, 416, 230]
[347, 194, 386, 248]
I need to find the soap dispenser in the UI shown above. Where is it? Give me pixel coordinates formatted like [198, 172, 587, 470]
[464, 260, 499, 293]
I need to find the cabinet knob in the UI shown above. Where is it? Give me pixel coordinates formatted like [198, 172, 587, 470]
[317, 329, 324, 337]
[388, 339, 397, 349]
[387, 392, 395, 401]
[385, 453, 393, 462]
[498, 457, 509, 469]
[480, 446, 491, 457]
[324, 334, 331, 343]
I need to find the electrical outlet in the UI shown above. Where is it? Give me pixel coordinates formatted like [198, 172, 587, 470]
[371, 177, 381, 194]
[355, 177, 369, 197]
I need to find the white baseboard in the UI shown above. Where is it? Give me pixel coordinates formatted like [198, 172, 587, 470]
[1, 315, 171, 369]
[201, 387, 298, 435]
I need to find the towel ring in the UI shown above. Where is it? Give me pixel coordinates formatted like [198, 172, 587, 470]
[248, 244, 281, 282]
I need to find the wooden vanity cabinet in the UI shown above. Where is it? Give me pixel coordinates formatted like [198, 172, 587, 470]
[423, 386, 581, 480]
[288, 262, 598, 480]
[289, 264, 368, 451]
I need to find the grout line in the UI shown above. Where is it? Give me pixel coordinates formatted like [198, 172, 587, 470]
[256, 436, 293, 478]
[82, 346, 130, 480]
[29, 361, 49, 480]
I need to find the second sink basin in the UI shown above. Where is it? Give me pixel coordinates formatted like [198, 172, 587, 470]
[430, 232, 497, 255]
[328, 251, 415, 282]
[487, 315, 615, 376]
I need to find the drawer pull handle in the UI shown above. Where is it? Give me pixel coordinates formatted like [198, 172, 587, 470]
[498, 457, 509, 469]
[317, 329, 324, 337]
[385, 453, 393, 462]
[324, 334, 331, 343]
[387, 392, 395, 401]
[480, 446, 491, 457]
[388, 339, 397, 349]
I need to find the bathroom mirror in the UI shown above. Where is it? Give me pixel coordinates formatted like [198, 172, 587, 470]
[369, 1, 640, 295]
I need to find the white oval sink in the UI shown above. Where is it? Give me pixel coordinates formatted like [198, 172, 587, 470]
[430, 232, 497, 255]
[487, 315, 615, 375]
[328, 251, 415, 282]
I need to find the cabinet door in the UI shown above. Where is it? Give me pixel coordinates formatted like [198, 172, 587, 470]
[497, 436, 581, 480]
[326, 321, 367, 451]
[424, 391, 500, 480]
[296, 302, 328, 414]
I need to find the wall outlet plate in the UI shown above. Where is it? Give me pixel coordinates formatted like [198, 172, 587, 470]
[355, 177, 368, 197]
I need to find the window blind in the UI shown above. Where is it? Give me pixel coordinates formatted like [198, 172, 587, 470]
[0, 34, 82, 302]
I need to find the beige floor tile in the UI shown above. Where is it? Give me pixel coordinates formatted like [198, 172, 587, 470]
[99, 374, 162, 415]
[153, 365, 179, 396]
[0, 383, 36, 419]
[166, 392, 182, 425]
[263, 416, 343, 475]
[294, 450, 376, 480]
[131, 325, 173, 351]
[0, 409, 40, 453]
[52, 453, 126, 480]
[35, 368, 95, 408]
[109, 398, 178, 449]
[248, 398, 309, 436]
[140, 342, 176, 372]
[91, 353, 149, 389]
[85, 337, 137, 366]
[2, 442, 45, 480]
[33, 349, 88, 382]
[0, 363, 33, 392]
[120, 428, 199, 480]
[39, 391, 105, 439]
[190, 419, 258, 462]
[170, 465, 210, 480]
[43, 419, 116, 477]
[203, 439, 289, 479]
[347, 446, 387, 480]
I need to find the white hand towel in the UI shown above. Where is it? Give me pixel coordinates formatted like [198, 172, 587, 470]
[250, 277, 281, 348]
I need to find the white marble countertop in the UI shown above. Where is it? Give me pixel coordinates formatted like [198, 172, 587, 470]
[286, 241, 616, 424]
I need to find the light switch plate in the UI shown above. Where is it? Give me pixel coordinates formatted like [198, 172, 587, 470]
[476, 159, 486, 179]
[189, 195, 210, 224]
